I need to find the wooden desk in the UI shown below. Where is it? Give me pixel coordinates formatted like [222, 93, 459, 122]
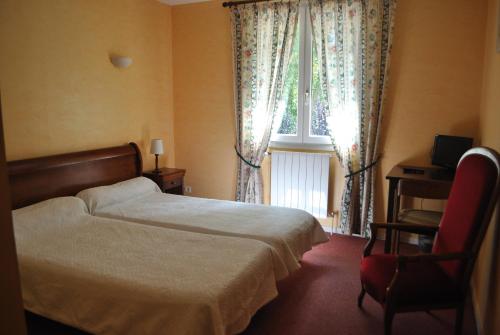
[384, 165, 453, 252]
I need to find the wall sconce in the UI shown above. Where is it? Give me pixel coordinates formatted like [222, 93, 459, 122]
[110, 55, 133, 68]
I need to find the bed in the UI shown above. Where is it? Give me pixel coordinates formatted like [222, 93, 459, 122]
[7, 144, 286, 335]
[14, 197, 280, 335]
[77, 176, 328, 275]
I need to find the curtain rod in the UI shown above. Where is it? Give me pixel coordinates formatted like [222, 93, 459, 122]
[222, 0, 273, 8]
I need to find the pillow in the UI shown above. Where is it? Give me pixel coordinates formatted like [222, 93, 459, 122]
[13, 196, 89, 224]
[12, 197, 90, 246]
[76, 177, 161, 213]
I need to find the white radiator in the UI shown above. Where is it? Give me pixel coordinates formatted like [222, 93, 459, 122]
[271, 151, 330, 218]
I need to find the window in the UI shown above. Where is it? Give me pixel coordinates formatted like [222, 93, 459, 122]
[272, 4, 330, 148]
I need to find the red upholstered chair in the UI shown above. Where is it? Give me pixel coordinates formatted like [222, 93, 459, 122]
[358, 147, 500, 335]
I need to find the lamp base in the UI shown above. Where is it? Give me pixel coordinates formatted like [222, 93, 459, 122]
[153, 154, 160, 173]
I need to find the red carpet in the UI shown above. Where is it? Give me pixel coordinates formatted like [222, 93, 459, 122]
[26, 234, 476, 335]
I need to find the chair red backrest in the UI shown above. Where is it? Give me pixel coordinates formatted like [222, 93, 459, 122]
[432, 148, 499, 280]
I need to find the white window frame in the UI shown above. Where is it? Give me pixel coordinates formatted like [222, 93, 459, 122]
[271, 4, 332, 149]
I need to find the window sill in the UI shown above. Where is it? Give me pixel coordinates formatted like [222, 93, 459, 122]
[268, 141, 334, 152]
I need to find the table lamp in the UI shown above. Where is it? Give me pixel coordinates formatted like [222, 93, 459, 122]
[150, 139, 164, 173]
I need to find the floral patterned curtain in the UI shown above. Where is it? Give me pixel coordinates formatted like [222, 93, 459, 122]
[231, 1, 299, 203]
[309, 0, 397, 236]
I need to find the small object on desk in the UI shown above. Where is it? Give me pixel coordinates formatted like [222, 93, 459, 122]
[143, 168, 186, 195]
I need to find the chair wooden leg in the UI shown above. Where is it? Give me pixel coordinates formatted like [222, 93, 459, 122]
[384, 309, 394, 335]
[455, 304, 464, 335]
[358, 286, 366, 308]
[391, 230, 401, 254]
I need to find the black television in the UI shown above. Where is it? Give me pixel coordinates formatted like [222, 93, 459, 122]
[431, 135, 473, 170]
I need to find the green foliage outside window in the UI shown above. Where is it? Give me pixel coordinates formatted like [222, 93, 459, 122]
[277, 23, 329, 137]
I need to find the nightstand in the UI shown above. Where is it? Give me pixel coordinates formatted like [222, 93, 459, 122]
[143, 168, 186, 195]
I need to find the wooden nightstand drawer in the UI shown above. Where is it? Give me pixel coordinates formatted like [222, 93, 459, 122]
[143, 168, 186, 195]
[162, 177, 183, 190]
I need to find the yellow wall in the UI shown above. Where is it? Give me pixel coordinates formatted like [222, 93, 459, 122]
[0, 0, 174, 170]
[480, 0, 500, 152]
[378, 0, 487, 217]
[172, 0, 236, 199]
[474, 0, 500, 333]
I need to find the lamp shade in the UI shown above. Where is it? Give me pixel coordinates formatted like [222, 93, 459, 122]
[150, 139, 164, 155]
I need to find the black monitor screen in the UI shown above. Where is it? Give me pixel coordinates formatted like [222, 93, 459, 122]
[431, 135, 473, 169]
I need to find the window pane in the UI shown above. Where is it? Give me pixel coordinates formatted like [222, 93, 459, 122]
[277, 24, 300, 135]
[310, 43, 329, 137]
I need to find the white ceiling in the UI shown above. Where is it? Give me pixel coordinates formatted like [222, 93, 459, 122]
[159, 0, 211, 6]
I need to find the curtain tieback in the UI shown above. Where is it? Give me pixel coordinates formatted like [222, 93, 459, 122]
[344, 155, 382, 179]
[234, 146, 261, 169]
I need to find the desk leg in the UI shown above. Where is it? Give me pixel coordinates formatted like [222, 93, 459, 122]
[385, 179, 398, 253]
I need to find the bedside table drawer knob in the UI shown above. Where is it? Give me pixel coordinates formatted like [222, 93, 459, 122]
[164, 178, 182, 189]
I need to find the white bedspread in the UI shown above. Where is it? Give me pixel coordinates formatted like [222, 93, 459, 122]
[13, 197, 280, 335]
[77, 178, 328, 277]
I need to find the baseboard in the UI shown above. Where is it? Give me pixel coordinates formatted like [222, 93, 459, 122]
[471, 284, 483, 335]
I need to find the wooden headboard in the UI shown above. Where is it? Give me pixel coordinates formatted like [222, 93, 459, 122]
[8, 143, 143, 209]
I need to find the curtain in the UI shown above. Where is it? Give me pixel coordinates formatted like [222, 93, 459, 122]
[309, 0, 397, 236]
[231, 1, 299, 203]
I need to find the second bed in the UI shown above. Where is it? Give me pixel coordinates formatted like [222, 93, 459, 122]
[77, 177, 328, 277]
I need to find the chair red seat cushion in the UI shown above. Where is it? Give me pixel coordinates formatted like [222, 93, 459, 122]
[360, 254, 460, 306]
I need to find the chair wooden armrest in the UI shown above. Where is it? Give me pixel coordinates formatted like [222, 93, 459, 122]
[363, 222, 439, 257]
